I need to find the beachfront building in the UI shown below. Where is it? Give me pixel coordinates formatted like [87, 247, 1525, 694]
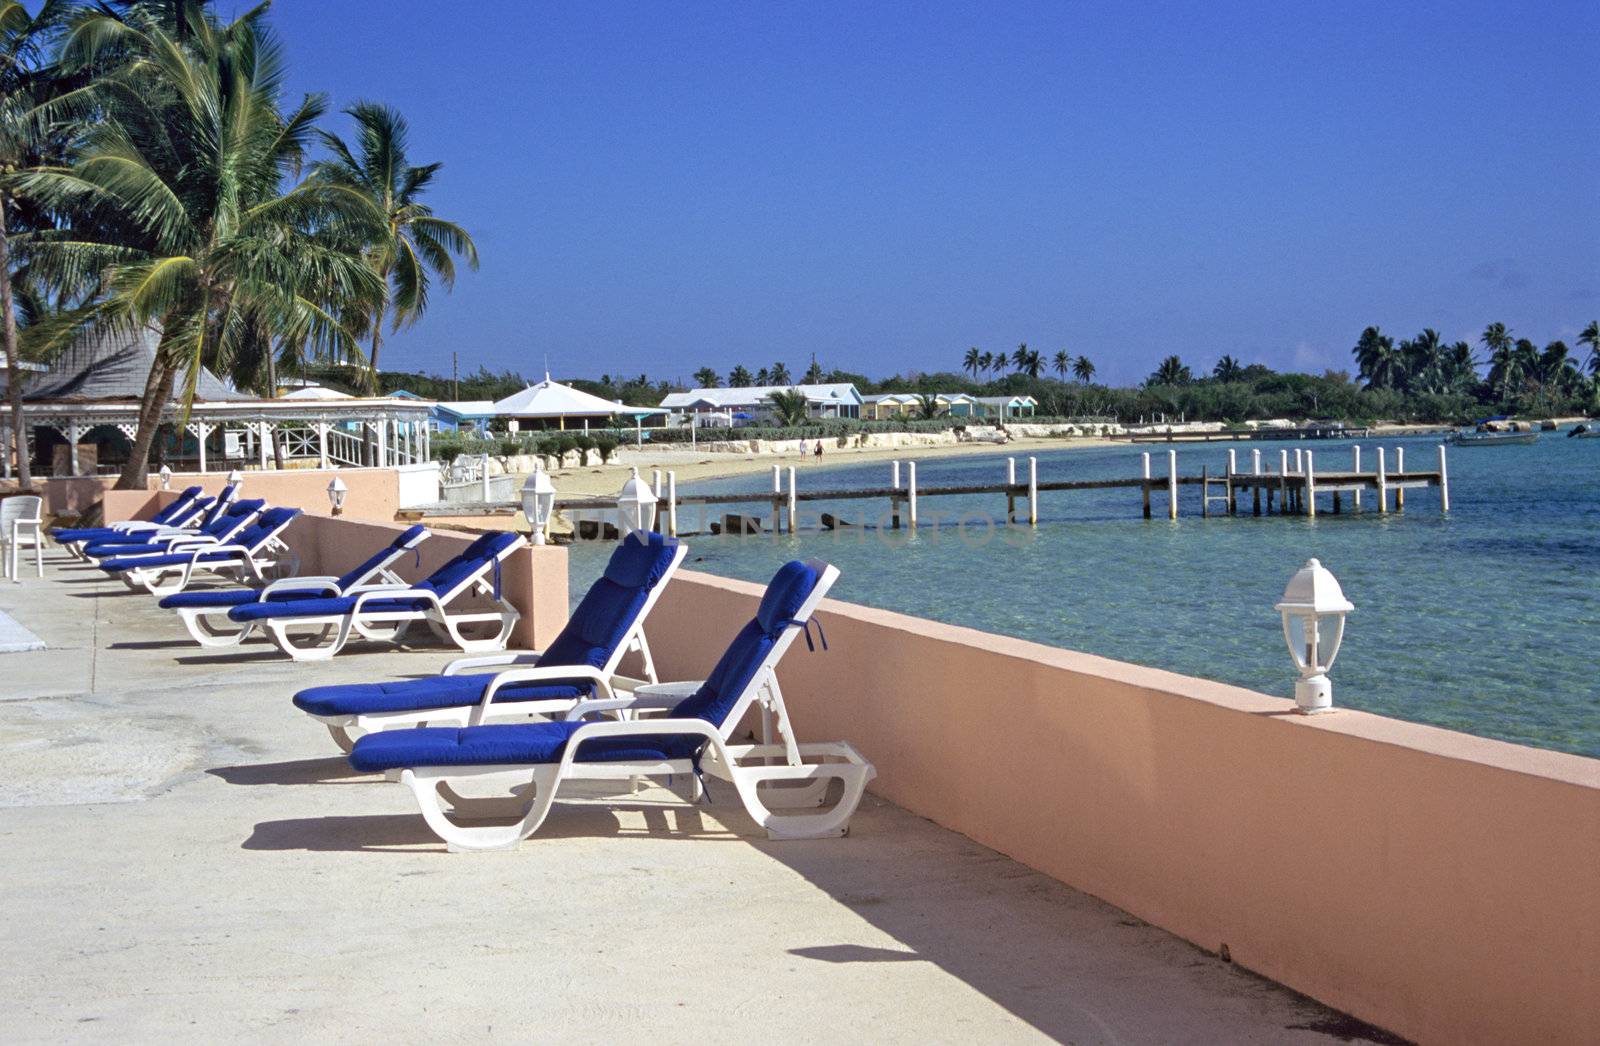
[0, 325, 436, 476]
[428, 401, 498, 434]
[936, 392, 978, 417]
[492, 375, 667, 432]
[862, 393, 918, 420]
[974, 394, 1038, 419]
[660, 382, 863, 424]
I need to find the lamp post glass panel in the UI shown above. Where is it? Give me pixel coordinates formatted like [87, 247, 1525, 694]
[617, 467, 658, 538]
[326, 476, 348, 516]
[158, 465, 172, 490]
[1274, 558, 1354, 713]
[227, 468, 244, 485]
[522, 466, 556, 545]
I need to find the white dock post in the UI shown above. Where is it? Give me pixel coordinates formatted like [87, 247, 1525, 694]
[890, 460, 901, 529]
[1304, 450, 1317, 517]
[1394, 446, 1405, 510]
[1226, 448, 1238, 514]
[1352, 445, 1363, 508]
[479, 453, 491, 503]
[1167, 449, 1178, 520]
[1278, 449, 1289, 513]
[1007, 456, 1017, 522]
[1294, 448, 1304, 474]
[1376, 447, 1388, 513]
[1141, 452, 1152, 519]
[907, 461, 918, 529]
[1251, 448, 1262, 515]
[666, 471, 678, 536]
[771, 464, 782, 533]
[1027, 456, 1038, 526]
[1437, 444, 1450, 512]
[891, 460, 901, 490]
[786, 466, 797, 533]
[652, 468, 662, 498]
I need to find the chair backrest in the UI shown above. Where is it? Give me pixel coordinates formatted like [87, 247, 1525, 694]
[227, 507, 300, 552]
[333, 524, 430, 591]
[418, 531, 524, 600]
[198, 483, 240, 528]
[152, 486, 204, 525]
[540, 532, 686, 672]
[204, 498, 265, 541]
[667, 559, 838, 740]
[0, 495, 42, 526]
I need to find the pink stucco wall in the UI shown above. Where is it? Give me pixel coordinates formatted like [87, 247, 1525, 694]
[51, 468, 404, 523]
[644, 568, 1600, 1046]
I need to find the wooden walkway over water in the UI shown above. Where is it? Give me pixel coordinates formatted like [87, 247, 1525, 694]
[550, 443, 1450, 536]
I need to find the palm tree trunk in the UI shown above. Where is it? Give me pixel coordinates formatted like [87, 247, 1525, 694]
[0, 194, 31, 489]
[115, 348, 177, 490]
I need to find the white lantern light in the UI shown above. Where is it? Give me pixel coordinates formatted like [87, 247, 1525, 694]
[326, 475, 348, 516]
[226, 468, 244, 485]
[616, 466, 658, 538]
[521, 464, 556, 545]
[157, 464, 172, 490]
[1275, 558, 1354, 714]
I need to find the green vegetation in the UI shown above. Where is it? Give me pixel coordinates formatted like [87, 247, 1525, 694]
[2, 0, 474, 487]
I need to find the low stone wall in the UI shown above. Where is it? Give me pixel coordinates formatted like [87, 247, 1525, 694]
[645, 568, 1600, 1046]
[52, 467, 420, 524]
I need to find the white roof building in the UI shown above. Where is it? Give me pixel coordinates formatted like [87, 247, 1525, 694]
[660, 383, 862, 419]
[492, 375, 665, 428]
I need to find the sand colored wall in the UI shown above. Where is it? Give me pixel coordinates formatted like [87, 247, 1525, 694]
[646, 568, 1600, 1046]
[51, 467, 410, 524]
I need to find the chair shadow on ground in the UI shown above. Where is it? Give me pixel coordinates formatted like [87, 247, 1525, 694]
[207, 756, 371, 787]
[110, 638, 208, 651]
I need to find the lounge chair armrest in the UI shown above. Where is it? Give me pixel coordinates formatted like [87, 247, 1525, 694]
[477, 665, 613, 719]
[443, 650, 545, 675]
[163, 535, 220, 551]
[562, 686, 700, 720]
[261, 576, 340, 596]
[350, 587, 439, 616]
[557, 718, 725, 772]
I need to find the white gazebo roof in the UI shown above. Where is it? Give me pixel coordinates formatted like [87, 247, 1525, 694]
[493, 376, 664, 418]
[281, 385, 354, 401]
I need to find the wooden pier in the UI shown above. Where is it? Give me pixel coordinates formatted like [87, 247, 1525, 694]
[552, 444, 1451, 537]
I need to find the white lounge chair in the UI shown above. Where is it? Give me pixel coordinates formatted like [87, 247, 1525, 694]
[51, 485, 207, 559]
[347, 559, 875, 851]
[78, 484, 243, 563]
[97, 504, 294, 597]
[0, 495, 44, 580]
[227, 531, 526, 661]
[291, 532, 685, 750]
[158, 524, 430, 647]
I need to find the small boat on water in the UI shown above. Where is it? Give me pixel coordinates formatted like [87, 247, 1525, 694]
[1568, 423, 1600, 439]
[1448, 429, 1539, 446]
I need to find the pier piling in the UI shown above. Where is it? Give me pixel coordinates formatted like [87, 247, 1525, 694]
[1395, 447, 1406, 510]
[1376, 448, 1388, 512]
[1352, 446, 1362, 509]
[1438, 444, 1450, 512]
[666, 471, 678, 536]
[907, 461, 919, 529]
[1305, 451, 1317, 518]
[1141, 453, 1152, 519]
[1007, 457, 1017, 522]
[891, 460, 901, 529]
[1167, 450, 1178, 520]
[1028, 457, 1038, 526]
[786, 466, 797, 533]
[1251, 449, 1262, 515]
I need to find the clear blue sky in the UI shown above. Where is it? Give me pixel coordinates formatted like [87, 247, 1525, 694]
[267, 1, 1599, 386]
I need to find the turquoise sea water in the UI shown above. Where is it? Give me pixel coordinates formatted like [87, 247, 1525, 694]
[569, 432, 1600, 759]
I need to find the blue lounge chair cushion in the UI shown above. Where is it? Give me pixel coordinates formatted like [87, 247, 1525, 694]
[227, 594, 429, 620]
[538, 533, 679, 669]
[53, 487, 204, 540]
[332, 524, 428, 590]
[292, 672, 592, 718]
[158, 587, 328, 610]
[100, 548, 250, 571]
[346, 559, 826, 772]
[348, 720, 675, 773]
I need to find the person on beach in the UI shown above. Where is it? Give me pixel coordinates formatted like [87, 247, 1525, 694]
[799, 438, 808, 456]
[814, 441, 823, 461]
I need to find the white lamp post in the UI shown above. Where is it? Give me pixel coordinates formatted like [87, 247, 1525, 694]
[326, 476, 348, 516]
[157, 464, 172, 490]
[616, 466, 658, 538]
[521, 464, 556, 545]
[227, 468, 244, 485]
[1275, 558, 1354, 714]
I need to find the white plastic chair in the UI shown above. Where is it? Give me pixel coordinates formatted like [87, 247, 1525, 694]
[2, 495, 44, 580]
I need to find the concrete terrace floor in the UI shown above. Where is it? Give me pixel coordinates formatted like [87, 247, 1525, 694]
[0, 556, 1399, 1045]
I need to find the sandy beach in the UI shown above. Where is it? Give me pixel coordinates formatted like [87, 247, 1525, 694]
[541, 434, 1114, 497]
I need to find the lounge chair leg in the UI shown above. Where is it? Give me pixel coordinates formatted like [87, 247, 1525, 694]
[726, 763, 872, 840]
[403, 766, 560, 852]
[326, 723, 360, 753]
[181, 610, 254, 648]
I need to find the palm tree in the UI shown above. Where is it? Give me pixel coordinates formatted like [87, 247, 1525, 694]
[312, 102, 477, 393]
[766, 388, 809, 426]
[19, 1, 384, 487]
[754, 367, 769, 385]
[1212, 355, 1243, 382]
[978, 351, 993, 378]
[1578, 321, 1600, 377]
[1400, 329, 1445, 394]
[0, 0, 72, 488]
[1052, 349, 1069, 380]
[1353, 326, 1402, 389]
[963, 346, 981, 379]
[692, 366, 719, 388]
[1445, 341, 1478, 392]
[1149, 355, 1191, 386]
[1022, 348, 1042, 379]
[727, 364, 753, 387]
[803, 356, 823, 383]
[1011, 343, 1029, 373]
[770, 361, 790, 384]
[914, 392, 940, 420]
[1072, 355, 1095, 384]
